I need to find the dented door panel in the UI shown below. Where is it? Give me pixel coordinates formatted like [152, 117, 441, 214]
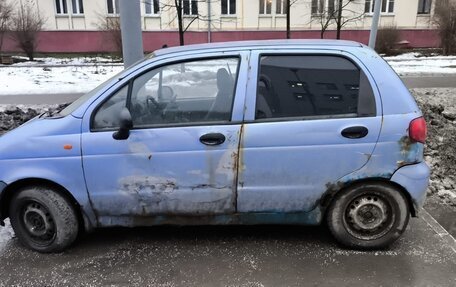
[82, 125, 241, 217]
[237, 50, 383, 213]
[237, 117, 382, 213]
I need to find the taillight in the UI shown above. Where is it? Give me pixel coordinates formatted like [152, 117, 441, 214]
[409, 117, 427, 143]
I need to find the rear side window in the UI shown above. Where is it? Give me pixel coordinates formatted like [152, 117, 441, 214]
[256, 55, 376, 120]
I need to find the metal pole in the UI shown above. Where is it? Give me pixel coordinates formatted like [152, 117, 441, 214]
[368, 0, 382, 48]
[208, 0, 212, 43]
[119, 0, 144, 68]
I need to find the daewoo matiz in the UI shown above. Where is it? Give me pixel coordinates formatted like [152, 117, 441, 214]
[0, 40, 430, 252]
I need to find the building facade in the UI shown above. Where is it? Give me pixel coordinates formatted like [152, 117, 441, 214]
[2, 0, 439, 53]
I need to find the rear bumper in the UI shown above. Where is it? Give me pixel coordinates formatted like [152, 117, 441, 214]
[0, 181, 6, 226]
[391, 162, 430, 214]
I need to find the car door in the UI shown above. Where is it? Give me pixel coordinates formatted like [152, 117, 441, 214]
[80, 53, 248, 221]
[237, 50, 382, 213]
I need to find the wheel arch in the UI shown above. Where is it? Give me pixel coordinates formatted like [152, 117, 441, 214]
[320, 178, 416, 218]
[0, 178, 85, 231]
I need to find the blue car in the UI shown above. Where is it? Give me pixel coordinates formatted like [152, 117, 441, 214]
[0, 40, 429, 252]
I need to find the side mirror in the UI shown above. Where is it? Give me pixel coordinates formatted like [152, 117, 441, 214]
[113, 108, 133, 140]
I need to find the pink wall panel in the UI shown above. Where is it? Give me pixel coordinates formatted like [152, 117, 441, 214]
[0, 29, 441, 54]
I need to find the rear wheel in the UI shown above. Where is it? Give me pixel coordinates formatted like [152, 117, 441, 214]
[9, 186, 79, 253]
[327, 183, 410, 249]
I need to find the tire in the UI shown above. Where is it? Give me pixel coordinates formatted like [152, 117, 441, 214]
[9, 186, 79, 253]
[327, 183, 410, 250]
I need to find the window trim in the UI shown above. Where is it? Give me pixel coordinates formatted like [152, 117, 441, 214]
[221, 0, 237, 15]
[55, 0, 68, 15]
[90, 55, 242, 132]
[364, 0, 395, 14]
[417, 0, 432, 14]
[253, 53, 377, 123]
[145, 0, 160, 15]
[182, 0, 199, 16]
[71, 0, 84, 15]
[107, 0, 119, 15]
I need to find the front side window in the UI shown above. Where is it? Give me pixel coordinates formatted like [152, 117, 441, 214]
[222, 0, 236, 15]
[145, 0, 160, 14]
[417, 0, 432, 14]
[93, 85, 129, 130]
[364, 0, 394, 13]
[255, 55, 376, 120]
[92, 58, 240, 130]
[182, 0, 198, 15]
[107, 0, 119, 14]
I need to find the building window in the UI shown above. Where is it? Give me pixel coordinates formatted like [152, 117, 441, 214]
[145, 0, 159, 14]
[55, 0, 84, 15]
[107, 0, 119, 15]
[417, 0, 432, 14]
[312, 0, 337, 15]
[276, 0, 287, 14]
[259, 0, 272, 15]
[182, 0, 198, 15]
[364, 0, 394, 13]
[55, 0, 68, 14]
[222, 0, 236, 15]
[71, 0, 84, 14]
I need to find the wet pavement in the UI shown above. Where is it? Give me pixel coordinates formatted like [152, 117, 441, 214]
[0, 210, 455, 287]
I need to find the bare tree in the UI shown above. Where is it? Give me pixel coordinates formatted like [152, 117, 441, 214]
[161, 0, 225, 46]
[434, 0, 456, 55]
[10, 0, 45, 61]
[285, 0, 298, 39]
[333, 0, 364, 39]
[310, 0, 364, 39]
[0, 0, 13, 54]
[97, 15, 122, 56]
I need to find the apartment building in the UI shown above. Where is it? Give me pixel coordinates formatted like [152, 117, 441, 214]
[2, 0, 439, 53]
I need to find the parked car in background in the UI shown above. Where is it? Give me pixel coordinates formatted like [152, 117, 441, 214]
[0, 40, 429, 252]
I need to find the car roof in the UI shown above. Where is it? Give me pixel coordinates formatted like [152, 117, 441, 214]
[154, 39, 363, 56]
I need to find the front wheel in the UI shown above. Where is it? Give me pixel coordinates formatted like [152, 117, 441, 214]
[9, 186, 79, 253]
[327, 183, 410, 249]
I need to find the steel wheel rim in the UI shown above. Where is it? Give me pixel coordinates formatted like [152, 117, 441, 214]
[344, 194, 395, 241]
[21, 201, 56, 246]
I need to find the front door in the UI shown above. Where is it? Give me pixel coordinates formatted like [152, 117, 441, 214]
[81, 55, 246, 220]
[238, 52, 382, 213]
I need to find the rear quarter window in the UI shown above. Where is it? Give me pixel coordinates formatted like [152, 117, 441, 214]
[255, 55, 376, 120]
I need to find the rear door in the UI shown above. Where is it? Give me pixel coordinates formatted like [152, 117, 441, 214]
[238, 50, 382, 213]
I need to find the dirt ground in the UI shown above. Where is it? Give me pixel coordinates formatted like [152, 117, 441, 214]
[1, 88, 455, 208]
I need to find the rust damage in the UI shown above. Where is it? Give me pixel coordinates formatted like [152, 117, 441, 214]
[320, 181, 345, 207]
[399, 136, 414, 154]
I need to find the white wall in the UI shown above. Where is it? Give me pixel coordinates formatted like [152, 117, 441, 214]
[5, 0, 437, 31]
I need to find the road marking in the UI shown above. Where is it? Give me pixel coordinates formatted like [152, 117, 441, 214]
[421, 209, 456, 254]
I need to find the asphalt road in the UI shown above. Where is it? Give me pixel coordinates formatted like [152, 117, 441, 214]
[0, 210, 455, 287]
[0, 75, 455, 105]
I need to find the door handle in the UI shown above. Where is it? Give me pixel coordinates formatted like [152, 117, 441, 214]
[200, 133, 226, 146]
[341, 126, 369, 139]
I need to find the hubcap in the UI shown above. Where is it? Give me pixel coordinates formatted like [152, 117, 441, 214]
[345, 195, 393, 240]
[22, 202, 56, 244]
